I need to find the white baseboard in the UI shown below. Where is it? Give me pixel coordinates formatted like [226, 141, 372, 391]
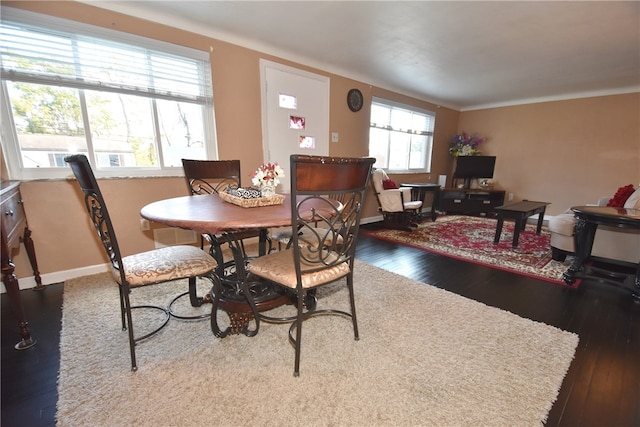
[1, 263, 110, 293]
[3, 215, 386, 294]
[361, 215, 383, 225]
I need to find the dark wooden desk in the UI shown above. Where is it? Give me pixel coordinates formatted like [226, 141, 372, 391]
[493, 201, 550, 248]
[1, 181, 42, 350]
[562, 206, 640, 302]
[400, 183, 440, 221]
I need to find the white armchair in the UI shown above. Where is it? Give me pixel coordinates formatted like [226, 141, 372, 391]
[371, 169, 422, 231]
[549, 187, 640, 264]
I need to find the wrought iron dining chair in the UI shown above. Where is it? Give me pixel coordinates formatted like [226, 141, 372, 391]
[182, 159, 272, 275]
[238, 154, 375, 376]
[65, 154, 221, 371]
[270, 192, 348, 251]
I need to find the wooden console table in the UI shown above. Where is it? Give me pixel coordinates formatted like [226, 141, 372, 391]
[562, 205, 640, 302]
[438, 188, 505, 216]
[1, 181, 42, 349]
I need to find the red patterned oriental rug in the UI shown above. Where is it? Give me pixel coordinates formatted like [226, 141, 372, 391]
[362, 215, 579, 287]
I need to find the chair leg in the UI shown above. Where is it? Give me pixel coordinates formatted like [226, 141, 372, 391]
[168, 276, 210, 320]
[118, 286, 127, 331]
[293, 292, 304, 377]
[122, 290, 138, 372]
[347, 275, 359, 340]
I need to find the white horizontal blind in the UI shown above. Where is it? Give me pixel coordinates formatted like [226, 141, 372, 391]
[1, 15, 211, 104]
[0, 7, 216, 180]
[370, 99, 435, 136]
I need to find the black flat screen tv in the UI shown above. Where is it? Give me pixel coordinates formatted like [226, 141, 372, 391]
[453, 156, 496, 188]
[453, 156, 496, 179]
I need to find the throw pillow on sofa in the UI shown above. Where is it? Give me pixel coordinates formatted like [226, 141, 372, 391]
[623, 186, 640, 209]
[607, 184, 636, 207]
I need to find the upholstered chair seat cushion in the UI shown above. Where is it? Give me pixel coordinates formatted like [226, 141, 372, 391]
[247, 249, 350, 289]
[112, 245, 218, 287]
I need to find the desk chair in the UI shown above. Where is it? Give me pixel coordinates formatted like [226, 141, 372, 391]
[65, 154, 221, 371]
[238, 154, 375, 376]
[182, 159, 272, 275]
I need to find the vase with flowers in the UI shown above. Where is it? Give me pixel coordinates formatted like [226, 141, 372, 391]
[251, 162, 285, 197]
[449, 132, 486, 157]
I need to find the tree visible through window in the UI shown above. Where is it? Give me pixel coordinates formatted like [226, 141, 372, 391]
[0, 8, 215, 179]
[368, 98, 435, 172]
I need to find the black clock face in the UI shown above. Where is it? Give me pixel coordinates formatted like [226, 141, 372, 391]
[347, 88, 363, 112]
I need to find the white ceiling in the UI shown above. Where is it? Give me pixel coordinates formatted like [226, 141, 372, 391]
[87, 1, 640, 110]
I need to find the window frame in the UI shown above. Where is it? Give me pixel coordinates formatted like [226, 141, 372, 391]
[0, 7, 218, 180]
[368, 96, 435, 173]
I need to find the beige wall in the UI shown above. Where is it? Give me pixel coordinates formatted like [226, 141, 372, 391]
[458, 94, 640, 211]
[3, 1, 639, 284]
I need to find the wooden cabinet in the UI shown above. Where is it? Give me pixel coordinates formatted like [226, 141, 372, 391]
[1, 181, 41, 349]
[438, 188, 506, 215]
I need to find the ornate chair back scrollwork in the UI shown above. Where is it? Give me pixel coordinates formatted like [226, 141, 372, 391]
[65, 154, 220, 371]
[181, 159, 272, 275]
[237, 154, 375, 376]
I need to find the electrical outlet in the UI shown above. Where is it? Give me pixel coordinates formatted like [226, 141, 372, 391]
[140, 218, 150, 231]
[508, 193, 514, 201]
[331, 132, 339, 143]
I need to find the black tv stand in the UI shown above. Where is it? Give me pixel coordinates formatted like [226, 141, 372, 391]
[438, 188, 506, 216]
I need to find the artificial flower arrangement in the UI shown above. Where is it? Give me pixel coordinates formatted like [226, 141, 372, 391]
[449, 132, 486, 156]
[251, 162, 285, 187]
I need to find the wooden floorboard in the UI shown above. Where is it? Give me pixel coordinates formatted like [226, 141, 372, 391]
[1, 225, 639, 427]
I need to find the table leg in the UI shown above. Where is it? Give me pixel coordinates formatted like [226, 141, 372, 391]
[211, 232, 290, 337]
[634, 262, 640, 303]
[512, 218, 523, 248]
[563, 218, 597, 284]
[494, 216, 504, 245]
[22, 227, 44, 291]
[535, 208, 546, 235]
[431, 189, 440, 221]
[258, 229, 269, 255]
[1, 259, 36, 350]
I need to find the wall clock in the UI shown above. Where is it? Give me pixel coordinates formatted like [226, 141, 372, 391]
[347, 88, 363, 112]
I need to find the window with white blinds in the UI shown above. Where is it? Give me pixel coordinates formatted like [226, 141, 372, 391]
[368, 97, 435, 172]
[0, 7, 216, 179]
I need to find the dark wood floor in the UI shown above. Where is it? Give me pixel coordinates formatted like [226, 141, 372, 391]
[2, 225, 639, 427]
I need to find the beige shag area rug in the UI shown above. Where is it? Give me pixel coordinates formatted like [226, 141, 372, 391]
[57, 260, 578, 426]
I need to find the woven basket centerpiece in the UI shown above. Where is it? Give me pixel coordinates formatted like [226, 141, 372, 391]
[219, 186, 285, 208]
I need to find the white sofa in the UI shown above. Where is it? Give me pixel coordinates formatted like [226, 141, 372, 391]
[548, 187, 640, 264]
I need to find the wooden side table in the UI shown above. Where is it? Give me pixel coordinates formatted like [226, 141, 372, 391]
[563, 206, 640, 302]
[400, 183, 441, 221]
[1, 181, 42, 350]
[493, 200, 550, 248]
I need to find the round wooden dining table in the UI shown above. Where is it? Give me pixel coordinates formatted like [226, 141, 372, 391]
[140, 193, 300, 235]
[140, 193, 334, 336]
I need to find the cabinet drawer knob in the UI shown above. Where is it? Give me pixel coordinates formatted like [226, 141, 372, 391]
[5, 210, 14, 216]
